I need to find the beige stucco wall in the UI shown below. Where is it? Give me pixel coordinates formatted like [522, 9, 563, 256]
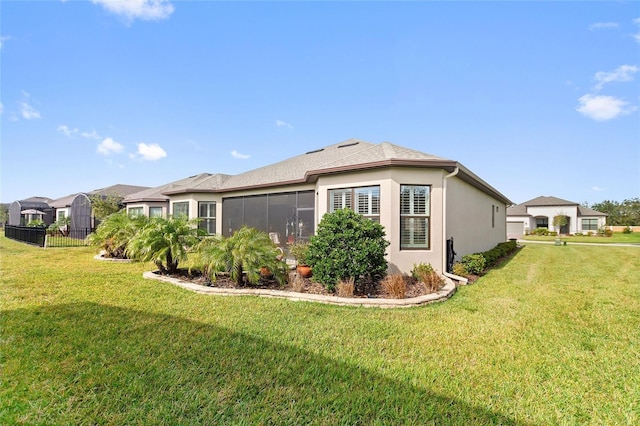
[526, 205, 578, 233]
[445, 176, 507, 259]
[316, 167, 446, 274]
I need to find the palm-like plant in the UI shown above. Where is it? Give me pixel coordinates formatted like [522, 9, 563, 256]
[127, 215, 205, 274]
[86, 210, 149, 258]
[195, 226, 288, 286]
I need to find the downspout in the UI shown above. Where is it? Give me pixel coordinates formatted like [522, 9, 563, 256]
[442, 167, 468, 284]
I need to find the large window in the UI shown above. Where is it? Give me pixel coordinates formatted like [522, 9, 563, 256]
[329, 186, 380, 221]
[582, 218, 598, 231]
[128, 207, 143, 217]
[400, 185, 430, 249]
[172, 202, 189, 218]
[149, 207, 164, 218]
[535, 217, 548, 229]
[198, 202, 216, 234]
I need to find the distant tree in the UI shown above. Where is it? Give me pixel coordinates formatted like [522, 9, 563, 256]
[89, 193, 124, 220]
[620, 198, 640, 226]
[553, 213, 568, 234]
[0, 204, 8, 224]
[590, 198, 640, 226]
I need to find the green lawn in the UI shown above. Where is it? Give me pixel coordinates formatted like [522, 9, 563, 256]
[2, 236, 639, 425]
[521, 231, 640, 244]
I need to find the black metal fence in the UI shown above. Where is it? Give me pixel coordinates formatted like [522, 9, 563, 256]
[5, 225, 93, 248]
[5, 225, 46, 247]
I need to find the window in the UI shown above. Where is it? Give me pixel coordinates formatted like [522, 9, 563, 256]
[492, 205, 495, 228]
[198, 202, 216, 234]
[329, 186, 380, 221]
[400, 185, 430, 249]
[172, 202, 189, 218]
[57, 210, 66, 221]
[128, 207, 143, 217]
[535, 217, 548, 228]
[582, 218, 598, 231]
[149, 207, 164, 218]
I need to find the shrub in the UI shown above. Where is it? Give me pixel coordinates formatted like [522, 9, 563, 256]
[288, 240, 310, 265]
[290, 273, 305, 292]
[461, 254, 486, 276]
[452, 262, 468, 277]
[87, 210, 149, 259]
[623, 226, 633, 234]
[381, 274, 407, 299]
[411, 263, 444, 293]
[336, 277, 355, 298]
[530, 227, 549, 236]
[27, 219, 45, 227]
[306, 209, 390, 292]
[194, 226, 288, 286]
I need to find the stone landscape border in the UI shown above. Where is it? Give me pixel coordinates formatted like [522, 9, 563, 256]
[143, 271, 458, 308]
[94, 254, 132, 263]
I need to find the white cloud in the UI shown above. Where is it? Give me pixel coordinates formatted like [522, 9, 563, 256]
[0, 35, 11, 50]
[97, 137, 125, 155]
[634, 17, 640, 44]
[135, 143, 167, 161]
[92, 0, 174, 22]
[57, 125, 78, 137]
[589, 22, 619, 31]
[0, 102, 3, 114]
[231, 150, 250, 159]
[576, 94, 637, 121]
[593, 65, 638, 91]
[81, 130, 102, 140]
[276, 120, 294, 129]
[20, 102, 41, 120]
[592, 186, 606, 192]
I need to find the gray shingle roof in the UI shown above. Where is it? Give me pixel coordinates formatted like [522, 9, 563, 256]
[125, 139, 512, 205]
[507, 195, 607, 217]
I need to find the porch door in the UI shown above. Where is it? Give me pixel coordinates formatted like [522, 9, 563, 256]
[560, 217, 570, 235]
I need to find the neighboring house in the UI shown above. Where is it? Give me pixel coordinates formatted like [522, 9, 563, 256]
[124, 139, 512, 274]
[49, 184, 150, 232]
[506, 196, 607, 238]
[7, 197, 54, 226]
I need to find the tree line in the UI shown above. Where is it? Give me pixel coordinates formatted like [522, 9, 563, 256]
[586, 198, 640, 226]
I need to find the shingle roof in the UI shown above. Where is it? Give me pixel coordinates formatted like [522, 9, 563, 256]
[126, 139, 512, 205]
[125, 173, 231, 202]
[578, 206, 607, 216]
[507, 195, 607, 217]
[89, 184, 150, 197]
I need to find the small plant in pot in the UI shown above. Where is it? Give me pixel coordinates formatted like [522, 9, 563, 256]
[289, 240, 312, 278]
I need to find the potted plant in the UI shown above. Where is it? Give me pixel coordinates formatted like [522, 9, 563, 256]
[289, 240, 312, 278]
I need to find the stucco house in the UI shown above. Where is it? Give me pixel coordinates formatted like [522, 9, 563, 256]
[123, 139, 512, 274]
[506, 196, 607, 238]
[50, 184, 149, 232]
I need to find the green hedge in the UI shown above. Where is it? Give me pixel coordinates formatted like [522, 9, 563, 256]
[461, 240, 518, 275]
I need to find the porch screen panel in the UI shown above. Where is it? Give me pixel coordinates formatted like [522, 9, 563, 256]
[400, 185, 430, 249]
[222, 198, 243, 236]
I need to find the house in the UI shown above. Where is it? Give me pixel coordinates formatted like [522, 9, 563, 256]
[7, 197, 54, 226]
[506, 196, 607, 238]
[123, 139, 512, 274]
[49, 184, 150, 231]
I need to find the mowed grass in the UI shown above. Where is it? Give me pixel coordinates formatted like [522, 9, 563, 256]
[522, 231, 640, 244]
[1, 236, 639, 425]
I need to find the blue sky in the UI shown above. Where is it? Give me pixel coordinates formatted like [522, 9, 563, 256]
[2, 1, 639, 205]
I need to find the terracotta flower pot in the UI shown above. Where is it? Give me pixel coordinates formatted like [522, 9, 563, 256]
[296, 264, 312, 278]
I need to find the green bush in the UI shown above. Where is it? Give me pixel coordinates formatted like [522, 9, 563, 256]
[27, 219, 45, 227]
[461, 254, 486, 275]
[623, 226, 633, 234]
[306, 209, 390, 292]
[530, 227, 549, 236]
[452, 262, 468, 277]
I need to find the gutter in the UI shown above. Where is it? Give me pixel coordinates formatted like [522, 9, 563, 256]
[442, 166, 459, 274]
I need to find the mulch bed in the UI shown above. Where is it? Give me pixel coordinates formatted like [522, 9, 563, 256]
[162, 269, 443, 299]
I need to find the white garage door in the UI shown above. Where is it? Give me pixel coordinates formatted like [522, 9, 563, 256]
[507, 222, 524, 239]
